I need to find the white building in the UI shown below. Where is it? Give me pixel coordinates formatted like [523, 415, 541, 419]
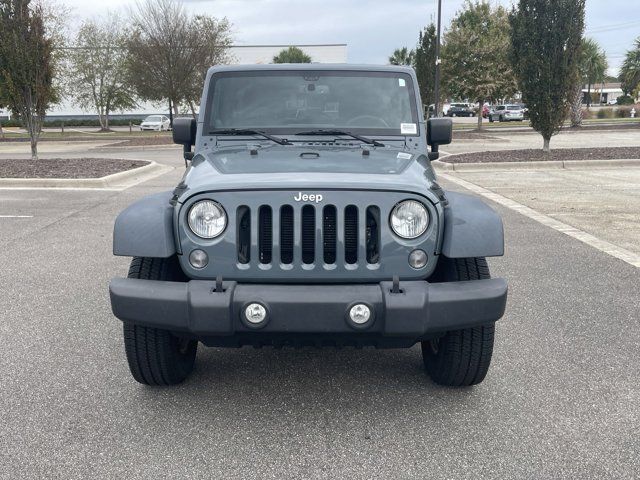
[582, 82, 625, 104]
[0, 108, 10, 121]
[46, 43, 348, 118]
[230, 44, 347, 64]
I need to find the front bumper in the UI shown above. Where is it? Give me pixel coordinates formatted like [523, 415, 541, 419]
[109, 278, 507, 342]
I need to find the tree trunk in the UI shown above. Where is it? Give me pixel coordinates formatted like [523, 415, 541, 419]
[189, 100, 197, 119]
[173, 102, 179, 116]
[543, 136, 550, 153]
[30, 135, 38, 160]
[586, 83, 591, 109]
[477, 98, 483, 130]
[98, 112, 106, 131]
[570, 83, 583, 127]
[104, 113, 110, 131]
[0, 119, 4, 139]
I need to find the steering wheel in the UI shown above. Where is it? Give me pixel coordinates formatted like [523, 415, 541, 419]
[346, 115, 390, 128]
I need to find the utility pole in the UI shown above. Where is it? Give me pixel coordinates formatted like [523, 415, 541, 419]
[434, 0, 442, 117]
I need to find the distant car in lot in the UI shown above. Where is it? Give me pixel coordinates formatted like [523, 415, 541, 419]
[489, 104, 524, 122]
[447, 103, 475, 117]
[140, 115, 171, 131]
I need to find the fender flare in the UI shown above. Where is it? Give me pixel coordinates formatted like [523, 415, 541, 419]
[113, 191, 176, 258]
[441, 191, 504, 258]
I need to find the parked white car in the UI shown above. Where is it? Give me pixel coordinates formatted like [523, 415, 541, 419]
[140, 115, 171, 131]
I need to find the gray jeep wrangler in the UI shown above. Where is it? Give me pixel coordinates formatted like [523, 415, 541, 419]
[109, 64, 507, 387]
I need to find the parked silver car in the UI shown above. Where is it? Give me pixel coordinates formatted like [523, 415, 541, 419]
[489, 104, 524, 122]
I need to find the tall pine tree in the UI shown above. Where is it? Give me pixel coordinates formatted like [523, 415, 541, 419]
[510, 0, 585, 151]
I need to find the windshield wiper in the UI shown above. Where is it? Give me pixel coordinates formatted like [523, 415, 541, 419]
[208, 128, 292, 145]
[295, 129, 385, 147]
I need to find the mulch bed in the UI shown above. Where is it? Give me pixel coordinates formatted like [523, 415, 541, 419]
[0, 158, 149, 178]
[445, 147, 640, 164]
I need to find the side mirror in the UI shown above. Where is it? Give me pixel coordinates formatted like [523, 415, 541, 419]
[173, 117, 197, 164]
[426, 118, 452, 161]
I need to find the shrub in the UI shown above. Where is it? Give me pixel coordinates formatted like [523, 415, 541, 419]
[596, 108, 614, 119]
[616, 106, 632, 118]
[616, 95, 634, 105]
[581, 108, 593, 120]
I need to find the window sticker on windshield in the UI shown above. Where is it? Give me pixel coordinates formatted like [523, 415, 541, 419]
[398, 78, 406, 87]
[400, 123, 417, 135]
[397, 152, 413, 160]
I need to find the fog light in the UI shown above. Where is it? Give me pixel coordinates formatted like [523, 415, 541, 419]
[349, 304, 371, 325]
[409, 249, 428, 269]
[245, 303, 267, 324]
[189, 249, 208, 269]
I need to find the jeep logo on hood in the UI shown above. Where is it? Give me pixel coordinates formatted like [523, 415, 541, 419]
[294, 192, 323, 203]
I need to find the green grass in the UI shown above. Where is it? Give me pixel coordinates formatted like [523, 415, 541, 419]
[0, 130, 172, 140]
[453, 116, 640, 131]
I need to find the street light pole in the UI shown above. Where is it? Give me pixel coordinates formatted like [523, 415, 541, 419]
[434, 0, 442, 117]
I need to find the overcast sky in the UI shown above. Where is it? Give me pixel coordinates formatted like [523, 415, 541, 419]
[63, 0, 640, 75]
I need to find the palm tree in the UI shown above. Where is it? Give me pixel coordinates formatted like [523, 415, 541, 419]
[388, 47, 415, 66]
[272, 46, 312, 64]
[581, 38, 608, 109]
[620, 37, 640, 98]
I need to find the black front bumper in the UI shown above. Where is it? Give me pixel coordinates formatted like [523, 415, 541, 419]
[109, 278, 507, 344]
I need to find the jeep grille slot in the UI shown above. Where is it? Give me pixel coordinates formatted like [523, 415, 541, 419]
[280, 205, 294, 264]
[301, 205, 315, 264]
[237, 206, 251, 264]
[258, 206, 272, 264]
[323, 205, 337, 264]
[344, 205, 358, 264]
[366, 206, 380, 264]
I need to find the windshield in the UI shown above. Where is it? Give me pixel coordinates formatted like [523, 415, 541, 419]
[205, 70, 419, 136]
[145, 116, 162, 122]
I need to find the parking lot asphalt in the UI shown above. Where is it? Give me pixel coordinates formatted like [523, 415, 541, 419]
[1, 147, 639, 479]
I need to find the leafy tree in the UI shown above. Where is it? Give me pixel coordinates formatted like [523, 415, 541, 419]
[510, 0, 585, 152]
[620, 37, 640, 98]
[414, 23, 437, 108]
[272, 46, 312, 64]
[570, 38, 608, 126]
[0, 0, 61, 159]
[68, 14, 137, 131]
[388, 47, 414, 66]
[127, 0, 232, 121]
[441, 1, 517, 129]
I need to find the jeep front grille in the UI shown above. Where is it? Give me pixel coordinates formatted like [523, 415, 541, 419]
[179, 190, 439, 282]
[239, 203, 379, 267]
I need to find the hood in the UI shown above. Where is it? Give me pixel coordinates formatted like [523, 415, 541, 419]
[176, 143, 439, 202]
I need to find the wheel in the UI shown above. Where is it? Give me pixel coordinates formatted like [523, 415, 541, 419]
[422, 257, 495, 386]
[489, 116, 494, 123]
[451, 113, 457, 117]
[122, 256, 197, 386]
[499, 115, 504, 122]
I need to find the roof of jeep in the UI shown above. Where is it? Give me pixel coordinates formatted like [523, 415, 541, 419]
[206, 63, 415, 75]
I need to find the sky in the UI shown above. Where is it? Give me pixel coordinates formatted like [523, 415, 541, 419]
[62, 0, 640, 75]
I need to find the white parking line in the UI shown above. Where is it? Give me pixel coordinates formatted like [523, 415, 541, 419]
[0, 215, 33, 218]
[440, 173, 640, 269]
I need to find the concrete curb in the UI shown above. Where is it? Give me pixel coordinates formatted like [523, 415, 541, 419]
[0, 161, 174, 189]
[433, 158, 640, 172]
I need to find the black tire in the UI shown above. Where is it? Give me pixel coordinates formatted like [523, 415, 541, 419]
[122, 257, 197, 386]
[422, 257, 495, 386]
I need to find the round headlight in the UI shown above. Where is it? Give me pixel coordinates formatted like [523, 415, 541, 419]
[390, 200, 429, 239]
[188, 200, 227, 239]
